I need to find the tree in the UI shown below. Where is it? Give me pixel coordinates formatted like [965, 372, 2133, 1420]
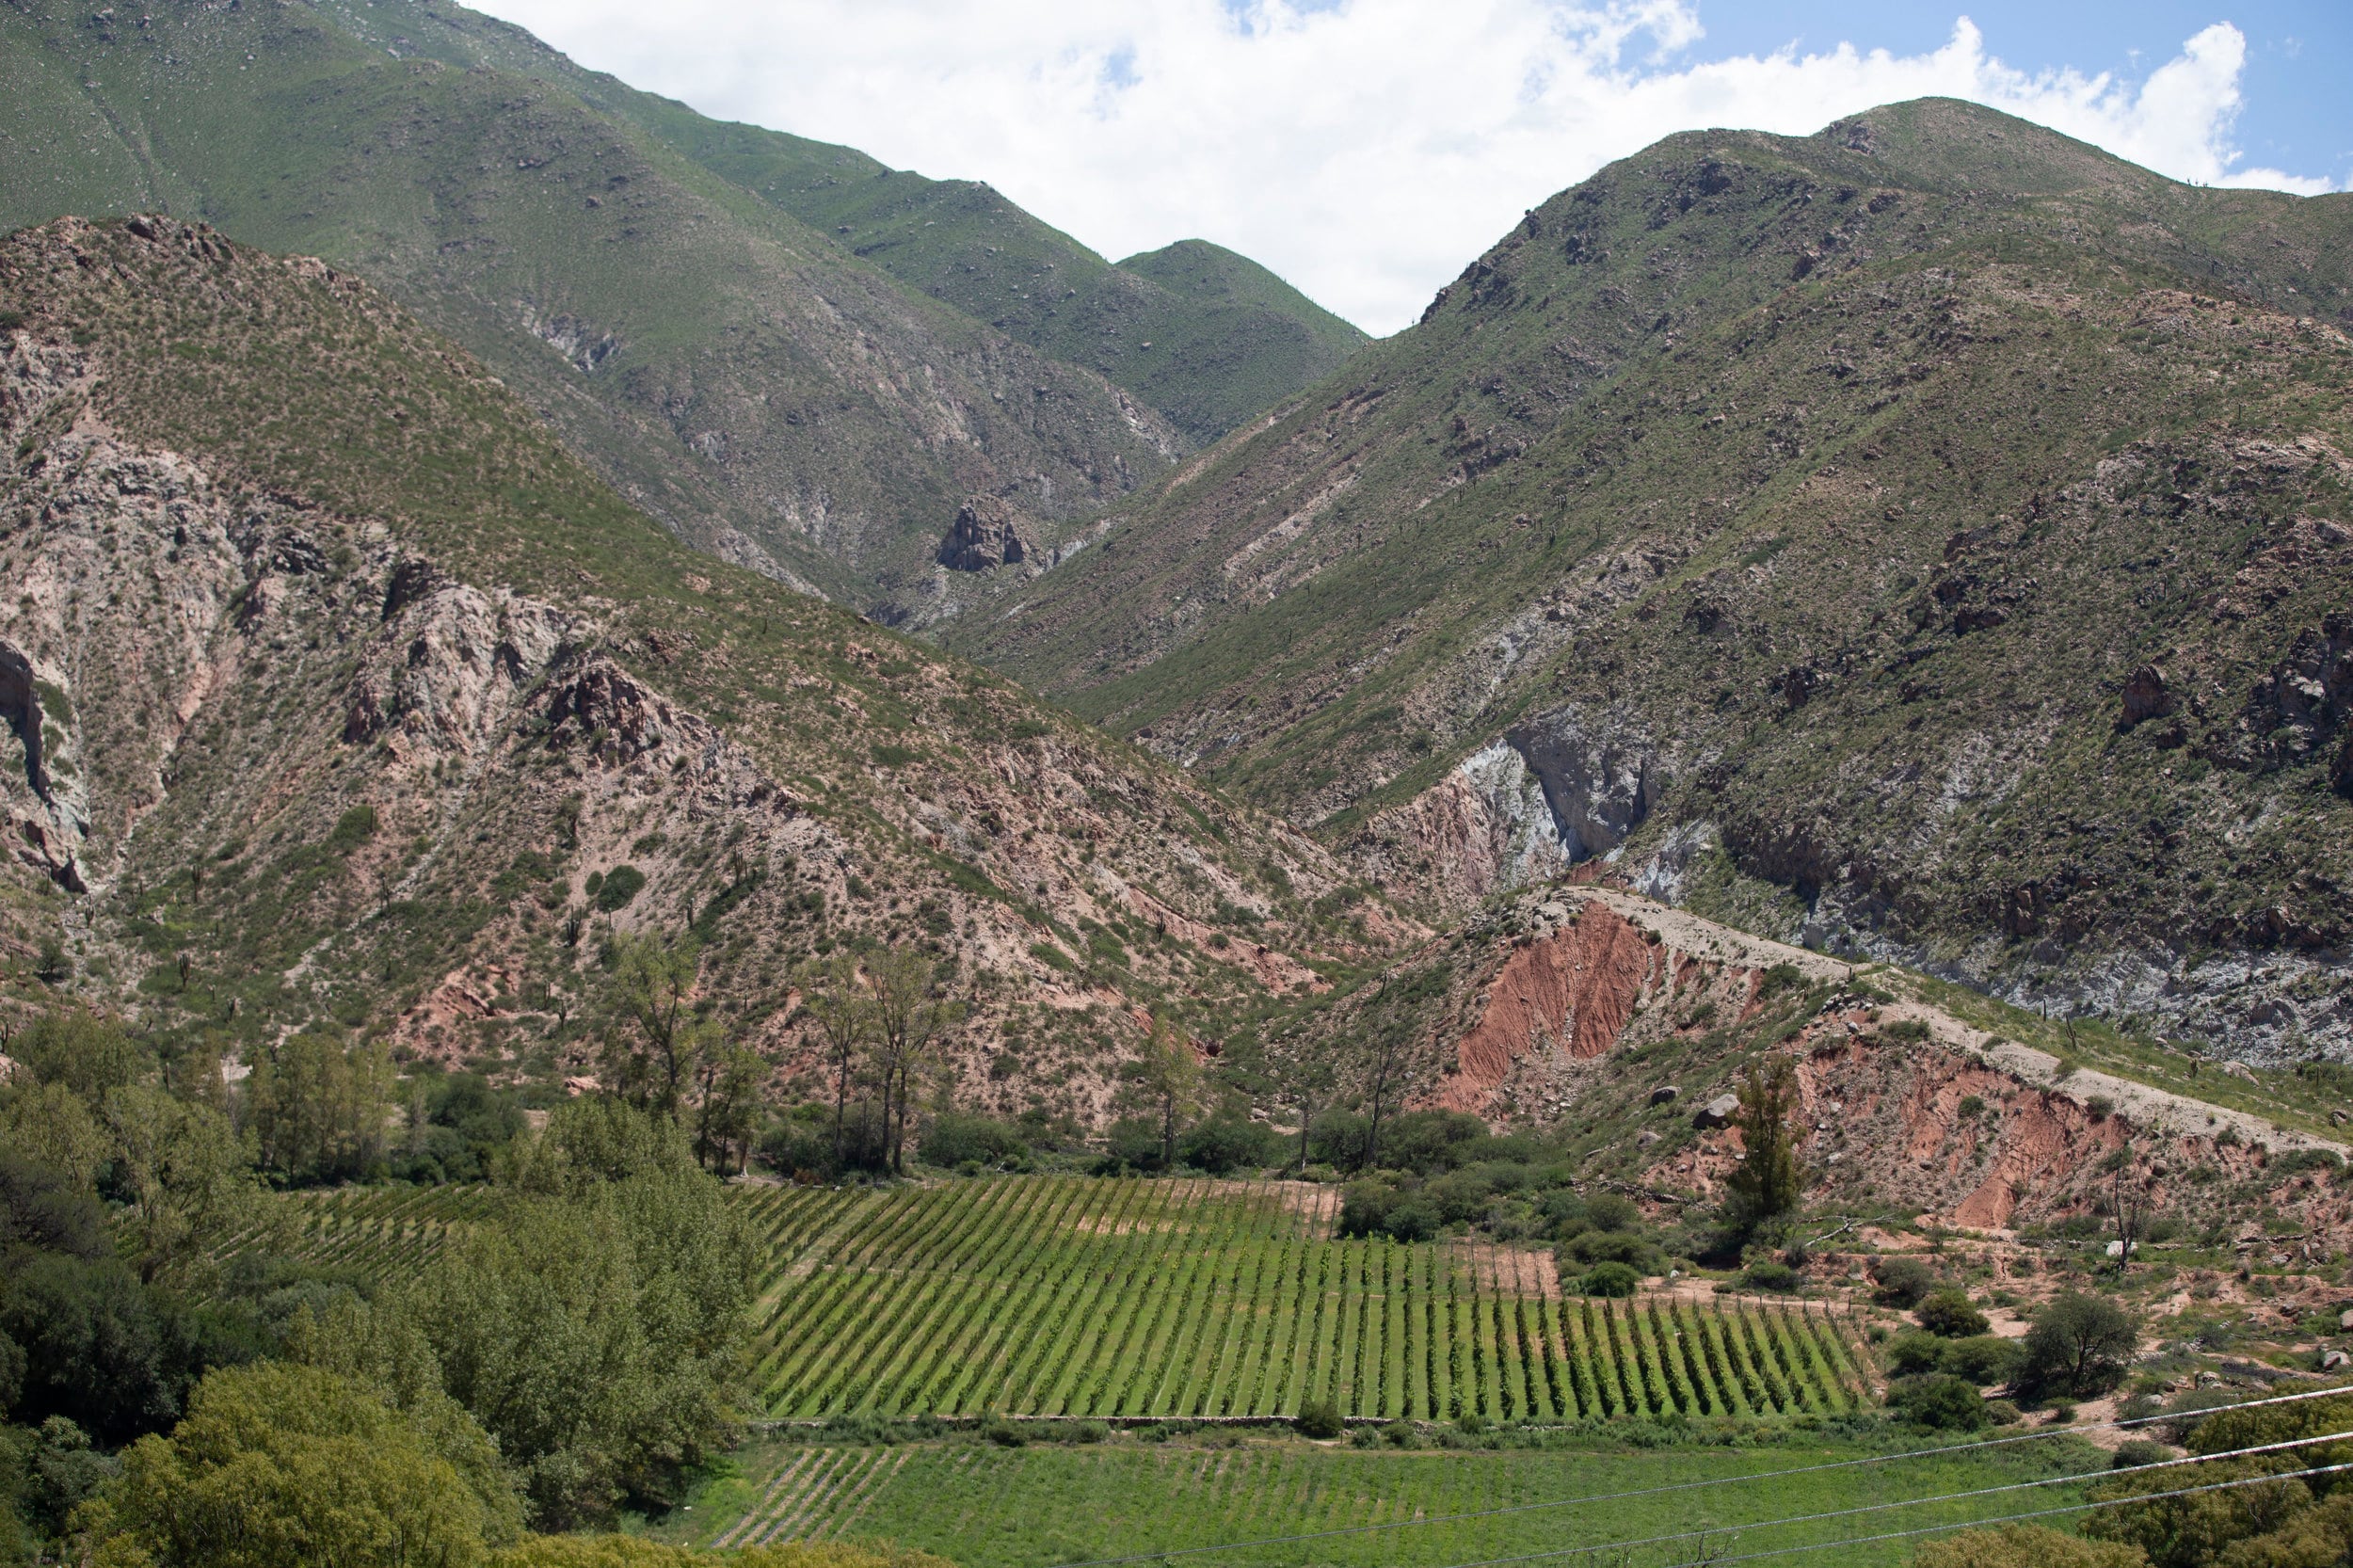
[0, 1083, 110, 1190]
[103, 1084, 263, 1287]
[92, 1362, 514, 1568]
[1726, 1056, 1806, 1230]
[243, 1030, 396, 1182]
[791, 955, 872, 1172]
[1241, 1029, 1337, 1176]
[9, 1010, 144, 1108]
[599, 936, 706, 1116]
[395, 1101, 754, 1528]
[690, 1038, 765, 1176]
[864, 950, 965, 1176]
[2019, 1292, 2138, 1398]
[1917, 1289, 1992, 1338]
[1352, 1012, 1419, 1172]
[1124, 1015, 1204, 1172]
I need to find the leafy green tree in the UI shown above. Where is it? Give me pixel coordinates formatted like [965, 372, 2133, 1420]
[689, 1038, 765, 1177]
[1726, 1056, 1806, 1230]
[102, 1084, 262, 1287]
[243, 1030, 396, 1183]
[599, 936, 707, 1116]
[0, 1082, 109, 1190]
[2019, 1293, 2139, 1398]
[93, 1362, 511, 1568]
[1888, 1372, 1990, 1431]
[8, 1011, 144, 1108]
[395, 1102, 754, 1528]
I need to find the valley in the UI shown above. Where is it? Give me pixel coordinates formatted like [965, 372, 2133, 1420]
[0, 10, 2348, 1568]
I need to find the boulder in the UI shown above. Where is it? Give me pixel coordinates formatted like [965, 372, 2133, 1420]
[2338, 1309, 2353, 1331]
[1649, 1085, 1681, 1106]
[2325, 1351, 2351, 1371]
[936, 495, 1037, 572]
[1636, 1129, 1661, 1148]
[2118, 664, 2178, 728]
[1693, 1093, 1740, 1128]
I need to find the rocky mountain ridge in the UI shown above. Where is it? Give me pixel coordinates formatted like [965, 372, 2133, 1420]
[950, 100, 2353, 1060]
[0, 215, 1393, 1123]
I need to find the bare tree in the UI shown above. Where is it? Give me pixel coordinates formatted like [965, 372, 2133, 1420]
[793, 953, 873, 1169]
[866, 948, 966, 1175]
[1354, 1013, 1418, 1173]
[1125, 1014, 1205, 1170]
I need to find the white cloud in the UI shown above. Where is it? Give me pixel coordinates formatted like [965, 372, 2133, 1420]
[469, 2, 2334, 334]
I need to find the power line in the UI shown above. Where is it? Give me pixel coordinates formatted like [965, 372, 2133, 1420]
[1053, 1384, 2353, 1568]
[1529, 1459, 2353, 1568]
[1390, 1432, 2353, 1568]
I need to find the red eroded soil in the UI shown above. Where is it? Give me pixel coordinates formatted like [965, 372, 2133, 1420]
[1437, 904, 1661, 1112]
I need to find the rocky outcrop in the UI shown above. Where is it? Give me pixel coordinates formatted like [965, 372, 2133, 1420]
[1503, 703, 1660, 862]
[936, 495, 1038, 572]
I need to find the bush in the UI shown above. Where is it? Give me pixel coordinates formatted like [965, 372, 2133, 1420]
[1384, 1202, 1440, 1243]
[1918, 1289, 1992, 1338]
[2043, 1400, 2076, 1424]
[1913, 1524, 2147, 1568]
[980, 1416, 1026, 1448]
[1586, 1192, 1641, 1232]
[1582, 1262, 1641, 1298]
[595, 864, 647, 912]
[1873, 1256, 1938, 1308]
[919, 1113, 1028, 1172]
[1740, 1260, 1801, 1292]
[1295, 1398, 1344, 1439]
[2018, 1293, 2137, 1398]
[1102, 1116, 1167, 1173]
[1939, 1336, 2025, 1388]
[1178, 1118, 1283, 1175]
[91, 1363, 521, 1567]
[1379, 1111, 1494, 1175]
[1888, 1373, 1990, 1431]
[2110, 1439, 2171, 1469]
[1982, 1399, 2022, 1427]
[1886, 1332, 1947, 1378]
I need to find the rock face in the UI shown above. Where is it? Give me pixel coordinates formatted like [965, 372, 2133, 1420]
[937, 496, 1038, 572]
[1502, 704, 1660, 862]
[2118, 665, 2178, 729]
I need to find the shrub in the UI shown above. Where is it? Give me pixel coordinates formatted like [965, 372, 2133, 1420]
[1872, 1256, 1938, 1308]
[1582, 1262, 1641, 1298]
[1568, 1229, 1653, 1268]
[1939, 1336, 2025, 1388]
[595, 864, 647, 912]
[2110, 1439, 2171, 1469]
[1982, 1400, 2022, 1426]
[1918, 1289, 1992, 1338]
[1379, 1420, 1419, 1448]
[1295, 1399, 1343, 1439]
[1455, 1411, 1488, 1436]
[2018, 1293, 2137, 1398]
[1888, 1373, 1990, 1431]
[1384, 1202, 1440, 1243]
[1586, 1192, 1641, 1232]
[1178, 1117, 1284, 1175]
[919, 1113, 1028, 1172]
[1740, 1259, 1801, 1292]
[1913, 1524, 2147, 1568]
[2043, 1400, 2076, 1424]
[1886, 1332, 1947, 1378]
[980, 1417, 1026, 1448]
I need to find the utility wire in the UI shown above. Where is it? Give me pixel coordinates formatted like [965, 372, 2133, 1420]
[1452, 1459, 2353, 1568]
[1054, 1384, 2353, 1568]
[1381, 1433, 2353, 1568]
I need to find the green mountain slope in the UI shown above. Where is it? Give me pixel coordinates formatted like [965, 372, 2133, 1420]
[0, 215, 1398, 1103]
[0, 0, 1367, 616]
[0, 0, 1190, 616]
[949, 100, 2353, 1057]
[564, 105, 1370, 446]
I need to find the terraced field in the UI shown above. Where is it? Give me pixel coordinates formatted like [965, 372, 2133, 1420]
[743, 1176, 1869, 1422]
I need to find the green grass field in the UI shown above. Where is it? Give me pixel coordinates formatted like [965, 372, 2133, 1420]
[657, 1432, 2105, 1568]
[741, 1176, 1867, 1422]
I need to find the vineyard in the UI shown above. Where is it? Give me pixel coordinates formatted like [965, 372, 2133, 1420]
[217, 1182, 504, 1278]
[742, 1176, 1869, 1422]
[669, 1437, 2092, 1568]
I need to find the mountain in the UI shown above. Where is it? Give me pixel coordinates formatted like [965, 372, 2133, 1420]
[948, 100, 2353, 1059]
[0, 214, 1404, 1113]
[0, 0, 1360, 617]
[593, 111, 1369, 447]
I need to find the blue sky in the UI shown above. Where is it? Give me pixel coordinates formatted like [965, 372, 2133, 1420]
[1688, 3, 2348, 184]
[476, 1, 2351, 332]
